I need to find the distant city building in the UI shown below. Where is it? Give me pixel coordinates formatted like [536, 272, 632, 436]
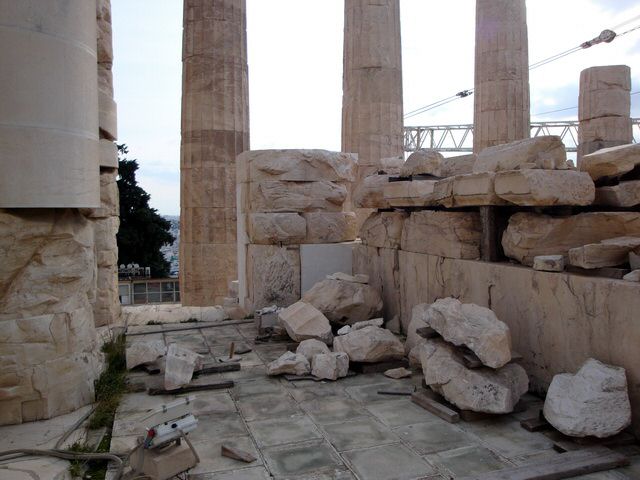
[161, 215, 180, 277]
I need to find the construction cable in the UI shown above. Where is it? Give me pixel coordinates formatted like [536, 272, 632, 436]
[0, 449, 125, 479]
[54, 406, 97, 450]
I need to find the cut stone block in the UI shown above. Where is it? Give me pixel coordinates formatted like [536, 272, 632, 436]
[578, 117, 633, 149]
[238, 149, 357, 183]
[99, 138, 118, 168]
[502, 212, 640, 266]
[384, 367, 412, 379]
[401, 211, 481, 259]
[379, 156, 404, 174]
[401, 150, 475, 177]
[296, 339, 331, 362]
[360, 211, 408, 249]
[425, 298, 511, 369]
[579, 144, 640, 181]
[334, 326, 404, 363]
[311, 352, 349, 380]
[383, 180, 439, 207]
[266, 352, 310, 376]
[494, 169, 595, 206]
[420, 339, 528, 414]
[278, 301, 333, 345]
[352, 318, 384, 330]
[623, 270, 640, 282]
[405, 304, 430, 355]
[247, 213, 306, 245]
[164, 343, 203, 391]
[450, 172, 506, 207]
[474, 136, 568, 173]
[580, 65, 632, 92]
[568, 237, 640, 269]
[595, 181, 640, 207]
[246, 245, 300, 311]
[302, 212, 356, 244]
[326, 272, 369, 283]
[533, 255, 564, 272]
[353, 174, 391, 209]
[579, 88, 630, 122]
[126, 340, 166, 370]
[250, 181, 347, 212]
[543, 358, 631, 438]
[301, 277, 383, 326]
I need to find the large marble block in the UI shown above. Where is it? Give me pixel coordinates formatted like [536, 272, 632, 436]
[250, 181, 347, 212]
[360, 211, 407, 249]
[353, 174, 392, 209]
[400, 150, 475, 177]
[383, 180, 439, 207]
[494, 169, 595, 206]
[247, 213, 306, 245]
[595, 181, 640, 207]
[568, 237, 640, 269]
[246, 244, 300, 311]
[450, 172, 506, 207]
[474, 136, 568, 173]
[302, 212, 357, 244]
[579, 144, 640, 181]
[401, 211, 481, 259]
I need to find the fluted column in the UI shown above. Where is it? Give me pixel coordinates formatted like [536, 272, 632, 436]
[473, 0, 530, 154]
[342, 0, 404, 223]
[180, 0, 250, 306]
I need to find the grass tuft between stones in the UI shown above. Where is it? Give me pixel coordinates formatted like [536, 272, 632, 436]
[89, 334, 127, 429]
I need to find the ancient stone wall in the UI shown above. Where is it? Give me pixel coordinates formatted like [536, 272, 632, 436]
[237, 150, 357, 312]
[180, 0, 250, 306]
[578, 65, 632, 161]
[473, 0, 530, 153]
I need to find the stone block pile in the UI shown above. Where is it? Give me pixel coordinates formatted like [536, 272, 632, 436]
[237, 150, 358, 312]
[409, 298, 528, 414]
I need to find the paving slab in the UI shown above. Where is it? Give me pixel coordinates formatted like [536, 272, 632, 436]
[299, 395, 369, 425]
[188, 413, 248, 443]
[394, 421, 477, 455]
[189, 465, 271, 480]
[321, 417, 398, 452]
[426, 445, 509, 478]
[247, 415, 323, 448]
[0, 457, 71, 480]
[253, 344, 291, 363]
[202, 326, 245, 345]
[463, 418, 554, 458]
[189, 392, 237, 415]
[344, 381, 412, 404]
[365, 398, 442, 427]
[221, 365, 267, 381]
[117, 392, 175, 413]
[232, 378, 286, 398]
[288, 382, 349, 403]
[342, 443, 435, 480]
[237, 391, 301, 421]
[190, 436, 262, 475]
[261, 439, 344, 477]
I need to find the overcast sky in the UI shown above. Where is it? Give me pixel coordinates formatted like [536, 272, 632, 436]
[112, 0, 640, 215]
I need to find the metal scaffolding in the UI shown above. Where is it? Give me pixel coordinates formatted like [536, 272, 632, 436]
[403, 118, 640, 153]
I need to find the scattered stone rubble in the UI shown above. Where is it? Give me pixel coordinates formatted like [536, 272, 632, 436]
[543, 358, 632, 438]
[277, 301, 333, 344]
[311, 352, 349, 380]
[126, 340, 166, 370]
[266, 352, 310, 376]
[164, 343, 203, 391]
[334, 326, 404, 363]
[296, 339, 331, 362]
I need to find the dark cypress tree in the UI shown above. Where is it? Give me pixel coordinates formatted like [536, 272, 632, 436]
[116, 144, 175, 277]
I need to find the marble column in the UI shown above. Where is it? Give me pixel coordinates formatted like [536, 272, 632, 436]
[473, 0, 530, 154]
[578, 65, 632, 162]
[180, 0, 250, 306]
[342, 0, 404, 224]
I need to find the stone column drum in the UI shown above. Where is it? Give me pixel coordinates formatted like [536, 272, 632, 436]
[0, 1, 103, 424]
[180, 0, 250, 306]
[342, 0, 404, 224]
[578, 65, 632, 161]
[473, 0, 530, 154]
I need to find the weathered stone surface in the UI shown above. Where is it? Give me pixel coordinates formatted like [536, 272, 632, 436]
[426, 298, 511, 368]
[164, 343, 203, 391]
[334, 326, 404, 363]
[327, 272, 369, 284]
[360, 212, 407, 249]
[474, 136, 568, 173]
[246, 245, 300, 311]
[247, 213, 306, 245]
[302, 212, 357, 244]
[121, 304, 227, 325]
[383, 180, 439, 207]
[278, 301, 333, 344]
[379, 156, 404, 174]
[384, 367, 412, 379]
[401, 150, 475, 177]
[494, 170, 595, 206]
[502, 212, 640, 266]
[401, 211, 481, 259]
[311, 352, 349, 380]
[579, 144, 640, 181]
[405, 304, 430, 354]
[301, 278, 383, 326]
[126, 340, 166, 370]
[450, 172, 506, 207]
[595, 181, 640, 207]
[296, 339, 331, 362]
[238, 150, 357, 183]
[250, 181, 347, 213]
[533, 255, 564, 272]
[337, 325, 351, 335]
[623, 270, 640, 282]
[631, 250, 640, 270]
[543, 358, 631, 438]
[578, 117, 633, 159]
[568, 237, 640, 269]
[352, 318, 384, 330]
[353, 174, 391, 209]
[420, 339, 528, 413]
[579, 65, 631, 122]
[266, 351, 310, 376]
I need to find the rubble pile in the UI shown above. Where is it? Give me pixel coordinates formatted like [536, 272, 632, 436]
[237, 150, 358, 311]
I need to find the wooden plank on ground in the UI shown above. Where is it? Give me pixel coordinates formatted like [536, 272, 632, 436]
[411, 390, 460, 423]
[520, 414, 551, 432]
[193, 362, 241, 376]
[148, 380, 234, 395]
[458, 446, 629, 480]
[377, 387, 416, 396]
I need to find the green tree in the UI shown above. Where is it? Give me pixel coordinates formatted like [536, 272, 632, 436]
[116, 144, 175, 277]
